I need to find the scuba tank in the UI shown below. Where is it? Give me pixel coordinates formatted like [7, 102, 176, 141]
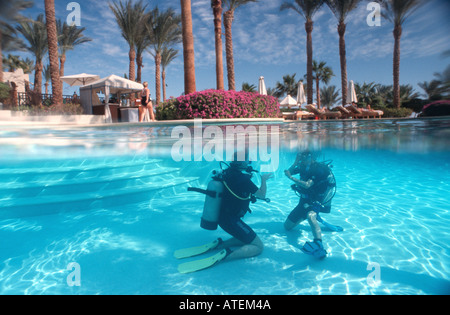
[188, 161, 270, 231]
[200, 178, 224, 230]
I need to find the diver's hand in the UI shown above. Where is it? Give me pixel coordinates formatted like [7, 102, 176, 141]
[261, 173, 273, 181]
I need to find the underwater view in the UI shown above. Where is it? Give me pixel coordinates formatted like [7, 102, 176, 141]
[0, 118, 449, 295]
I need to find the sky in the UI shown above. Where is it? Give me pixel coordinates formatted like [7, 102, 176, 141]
[15, 0, 450, 100]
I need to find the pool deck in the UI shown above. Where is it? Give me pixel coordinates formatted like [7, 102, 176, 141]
[0, 109, 424, 127]
[0, 109, 286, 127]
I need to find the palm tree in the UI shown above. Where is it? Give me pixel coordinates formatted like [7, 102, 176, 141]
[355, 81, 380, 106]
[320, 85, 341, 108]
[379, 0, 424, 108]
[223, 0, 258, 91]
[3, 54, 34, 74]
[16, 14, 48, 94]
[110, 0, 148, 82]
[45, 0, 63, 105]
[275, 73, 300, 98]
[325, 0, 362, 106]
[180, 0, 196, 94]
[212, 0, 224, 90]
[0, 0, 32, 82]
[161, 46, 179, 101]
[3, 54, 22, 72]
[281, 0, 324, 104]
[57, 20, 92, 77]
[433, 65, 450, 98]
[146, 7, 182, 104]
[241, 82, 256, 92]
[43, 64, 51, 95]
[418, 80, 443, 101]
[135, 5, 151, 84]
[312, 60, 334, 108]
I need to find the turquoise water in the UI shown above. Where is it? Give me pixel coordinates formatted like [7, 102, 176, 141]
[0, 118, 449, 295]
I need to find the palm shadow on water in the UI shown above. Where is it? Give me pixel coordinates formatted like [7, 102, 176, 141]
[253, 221, 450, 295]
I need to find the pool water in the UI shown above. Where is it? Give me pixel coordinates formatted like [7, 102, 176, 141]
[0, 118, 449, 295]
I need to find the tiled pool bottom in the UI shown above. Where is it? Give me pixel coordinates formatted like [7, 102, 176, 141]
[0, 149, 449, 295]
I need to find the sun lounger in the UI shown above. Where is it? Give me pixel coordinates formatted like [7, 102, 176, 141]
[306, 104, 342, 120]
[282, 112, 297, 120]
[335, 105, 352, 119]
[345, 104, 383, 119]
[282, 111, 315, 120]
[362, 108, 384, 118]
[345, 104, 363, 118]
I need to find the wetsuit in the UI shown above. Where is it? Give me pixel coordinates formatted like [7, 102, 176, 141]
[287, 161, 332, 223]
[218, 168, 258, 244]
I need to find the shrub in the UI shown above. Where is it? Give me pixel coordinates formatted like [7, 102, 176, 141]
[381, 107, 413, 118]
[403, 98, 427, 113]
[420, 100, 450, 117]
[156, 89, 281, 120]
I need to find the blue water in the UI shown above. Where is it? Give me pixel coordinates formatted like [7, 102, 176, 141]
[0, 118, 449, 295]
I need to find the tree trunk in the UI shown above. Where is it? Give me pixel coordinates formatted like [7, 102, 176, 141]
[393, 24, 402, 109]
[136, 54, 143, 83]
[59, 54, 66, 96]
[180, 0, 196, 95]
[224, 10, 235, 91]
[45, 0, 63, 105]
[0, 29, 3, 83]
[59, 54, 66, 77]
[34, 60, 43, 95]
[129, 47, 136, 82]
[305, 20, 313, 105]
[212, 0, 224, 90]
[162, 69, 167, 101]
[338, 21, 348, 106]
[316, 77, 321, 109]
[155, 52, 161, 104]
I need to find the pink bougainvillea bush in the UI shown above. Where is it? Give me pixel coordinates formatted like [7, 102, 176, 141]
[156, 89, 281, 120]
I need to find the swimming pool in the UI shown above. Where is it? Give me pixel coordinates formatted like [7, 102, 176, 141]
[0, 118, 449, 295]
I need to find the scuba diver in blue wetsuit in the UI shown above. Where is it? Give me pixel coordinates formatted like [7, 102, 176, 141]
[284, 150, 338, 259]
[189, 155, 272, 262]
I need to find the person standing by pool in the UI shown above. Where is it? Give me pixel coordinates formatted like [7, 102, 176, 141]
[284, 150, 336, 259]
[139, 82, 156, 122]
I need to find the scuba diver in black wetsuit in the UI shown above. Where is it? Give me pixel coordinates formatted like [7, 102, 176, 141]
[284, 150, 337, 259]
[190, 156, 272, 262]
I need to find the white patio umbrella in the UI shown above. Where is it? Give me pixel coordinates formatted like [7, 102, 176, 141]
[347, 80, 358, 104]
[61, 73, 101, 86]
[280, 95, 298, 109]
[258, 76, 267, 95]
[297, 81, 306, 107]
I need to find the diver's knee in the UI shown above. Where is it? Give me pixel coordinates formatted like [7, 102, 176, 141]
[306, 211, 317, 223]
[252, 236, 264, 254]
